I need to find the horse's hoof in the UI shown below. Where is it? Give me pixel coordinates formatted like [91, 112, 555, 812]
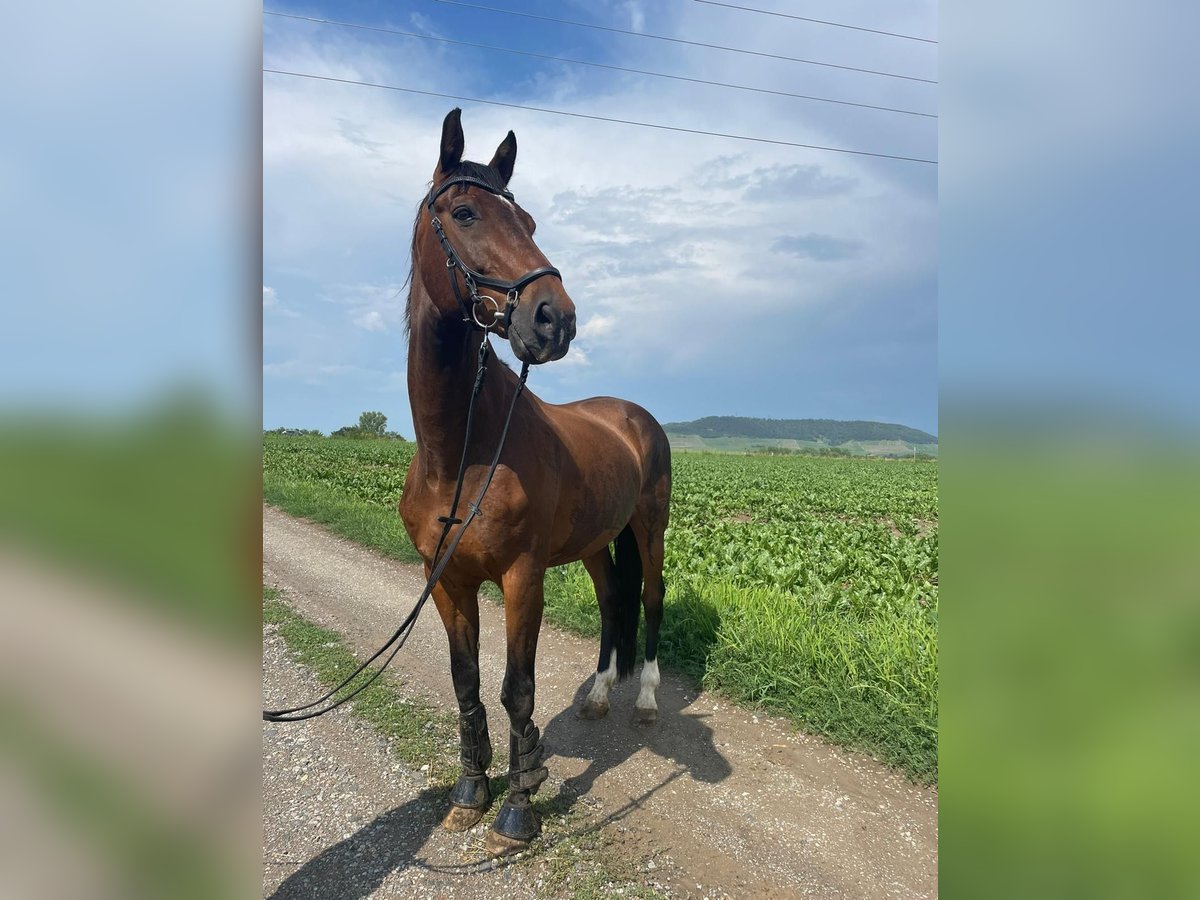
[576, 699, 609, 720]
[442, 804, 485, 832]
[632, 706, 657, 726]
[489, 797, 541, 849]
[484, 828, 532, 857]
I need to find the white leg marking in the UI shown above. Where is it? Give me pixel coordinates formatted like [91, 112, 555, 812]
[585, 649, 618, 705]
[635, 659, 660, 711]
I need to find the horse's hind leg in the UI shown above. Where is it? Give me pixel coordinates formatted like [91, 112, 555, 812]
[487, 560, 550, 856]
[631, 491, 668, 726]
[577, 548, 620, 720]
[429, 572, 493, 832]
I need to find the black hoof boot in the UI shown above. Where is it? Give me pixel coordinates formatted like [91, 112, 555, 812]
[449, 773, 491, 809]
[492, 795, 541, 842]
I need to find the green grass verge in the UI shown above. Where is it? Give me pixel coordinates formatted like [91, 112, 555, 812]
[263, 587, 666, 898]
[690, 579, 936, 781]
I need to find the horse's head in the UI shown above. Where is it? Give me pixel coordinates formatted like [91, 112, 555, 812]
[420, 108, 576, 365]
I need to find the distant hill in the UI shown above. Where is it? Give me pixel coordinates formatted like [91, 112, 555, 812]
[662, 416, 937, 456]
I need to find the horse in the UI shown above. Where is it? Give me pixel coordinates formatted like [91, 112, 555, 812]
[398, 109, 672, 856]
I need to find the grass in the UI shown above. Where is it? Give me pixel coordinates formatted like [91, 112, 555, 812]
[695, 580, 936, 779]
[263, 587, 667, 898]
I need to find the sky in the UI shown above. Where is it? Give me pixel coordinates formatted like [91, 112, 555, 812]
[2, 1, 253, 414]
[262, 0, 938, 437]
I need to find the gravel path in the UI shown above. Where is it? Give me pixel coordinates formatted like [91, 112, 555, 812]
[263, 504, 937, 898]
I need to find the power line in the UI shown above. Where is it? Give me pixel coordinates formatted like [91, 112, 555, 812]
[431, 0, 937, 85]
[692, 1, 937, 44]
[263, 68, 937, 165]
[263, 10, 935, 119]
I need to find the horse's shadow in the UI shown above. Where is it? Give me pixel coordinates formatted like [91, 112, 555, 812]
[269, 678, 731, 898]
[542, 672, 733, 815]
[267, 788, 443, 900]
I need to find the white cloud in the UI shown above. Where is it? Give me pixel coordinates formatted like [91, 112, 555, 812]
[555, 347, 591, 367]
[624, 1, 645, 33]
[263, 284, 301, 318]
[578, 314, 616, 341]
[352, 309, 387, 332]
[321, 282, 407, 333]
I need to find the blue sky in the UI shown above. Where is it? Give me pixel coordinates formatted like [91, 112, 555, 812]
[263, 0, 938, 436]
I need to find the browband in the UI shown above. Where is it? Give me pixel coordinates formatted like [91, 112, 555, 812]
[426, 175, 515, 209]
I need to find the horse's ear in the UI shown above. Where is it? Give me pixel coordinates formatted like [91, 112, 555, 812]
[437, 108, 465, 177]
[489, 130, 517, 187]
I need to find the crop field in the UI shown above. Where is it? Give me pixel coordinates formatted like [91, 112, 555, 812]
[264, 435, 938, 781]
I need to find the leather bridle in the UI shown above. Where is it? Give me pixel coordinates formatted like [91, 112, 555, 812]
[426, 175, 562, 331]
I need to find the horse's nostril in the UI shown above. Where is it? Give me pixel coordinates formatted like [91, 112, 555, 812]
[535, 301, 554, 327]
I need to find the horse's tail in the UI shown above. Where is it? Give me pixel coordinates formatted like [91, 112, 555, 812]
[612, 523, 643, 680]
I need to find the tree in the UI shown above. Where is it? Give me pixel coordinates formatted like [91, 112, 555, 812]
[358, 411, 387, 437]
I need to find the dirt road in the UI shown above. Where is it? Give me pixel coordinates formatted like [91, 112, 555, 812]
[263, 505, 937, 898]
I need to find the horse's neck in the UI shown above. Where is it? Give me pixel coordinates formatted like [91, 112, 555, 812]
[406, 282, 504, 481]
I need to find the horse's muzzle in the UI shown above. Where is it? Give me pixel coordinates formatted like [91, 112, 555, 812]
[509, 291, 576, 364]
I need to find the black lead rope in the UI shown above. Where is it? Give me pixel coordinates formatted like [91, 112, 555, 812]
[263, 344, 530, 723]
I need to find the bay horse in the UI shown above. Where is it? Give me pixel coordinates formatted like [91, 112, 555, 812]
[398, 109, 671, 855]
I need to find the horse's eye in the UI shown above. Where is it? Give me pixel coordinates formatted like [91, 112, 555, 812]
[451, 206, 475, 223]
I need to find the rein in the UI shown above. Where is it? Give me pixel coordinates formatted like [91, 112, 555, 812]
[262, 181, 543, 722]
[426, 175, 561, 331]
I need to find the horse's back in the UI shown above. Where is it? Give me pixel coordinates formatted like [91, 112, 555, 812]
[546, 395, 671, 500]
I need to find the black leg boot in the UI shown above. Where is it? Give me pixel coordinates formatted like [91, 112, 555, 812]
[491, 722, 549, 844]
[443, 704, 492, 830]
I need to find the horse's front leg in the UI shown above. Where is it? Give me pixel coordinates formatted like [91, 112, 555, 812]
[486, 561, 549, 855]
[429, 572, 493, 832]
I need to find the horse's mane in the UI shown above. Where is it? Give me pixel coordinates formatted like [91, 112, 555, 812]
[404, 161, 508, 334]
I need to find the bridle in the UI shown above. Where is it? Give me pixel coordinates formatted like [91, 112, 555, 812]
[426, 175, 562, 332]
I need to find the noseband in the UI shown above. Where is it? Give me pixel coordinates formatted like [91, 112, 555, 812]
[426, 175, 562, 331]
